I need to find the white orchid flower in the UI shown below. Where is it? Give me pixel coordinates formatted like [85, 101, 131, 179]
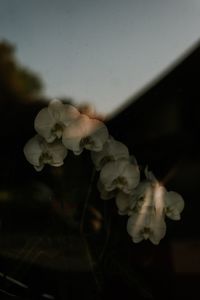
[115, 191, 137, 215]
[126, 169, 167, 245]
[127, 209, 166, 245]
[114, 181, 153, 217]
[129, 181, 152, 209]
[164, 191, 184, 220]
[34, 99, 80, 142]
[97, 179, 116, 200]
[91, 137, 129, 171]
[99, 159, 140, 196]
[62, 114, 109, 155]
[133, 181, 166, 215]
[125, 168, 184, 243]
[23, 134, 67, 171]
[144, 168, 184, 220]
[114, 180, 163, 216]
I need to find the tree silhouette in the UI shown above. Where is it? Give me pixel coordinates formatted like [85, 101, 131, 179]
[0, 40, 43, 102]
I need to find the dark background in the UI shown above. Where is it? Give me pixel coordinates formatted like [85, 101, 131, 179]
[0, 40, 200, 299]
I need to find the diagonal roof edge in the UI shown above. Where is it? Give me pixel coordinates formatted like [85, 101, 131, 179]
[108, 38, 200, 120]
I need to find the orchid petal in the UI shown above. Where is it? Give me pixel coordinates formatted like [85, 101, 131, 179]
[23, 135, 43, 169]
[48, 99, 80, 125]
[97, 179, 116, 200]
[34, 100, 80, 143]
[62, 115, 108, 154]
[127, 210, 166, 245]
[115, 191, 136, 215]
[91, 137, 129, 171]
[164, 191, 184, 220]
[100, 159, 140, 194]
[24, 135, 67, 170]
[34, 107, 56, 142]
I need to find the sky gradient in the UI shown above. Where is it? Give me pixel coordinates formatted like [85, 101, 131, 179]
[1, 0, 200, 116]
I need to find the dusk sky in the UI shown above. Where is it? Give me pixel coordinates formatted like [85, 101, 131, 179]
[1, 0, 200, 116]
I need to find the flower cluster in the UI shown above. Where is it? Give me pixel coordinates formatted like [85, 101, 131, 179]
[125, 169, 184, 244]
[24, 99, 108, 170]
[24, 99, 184, 245]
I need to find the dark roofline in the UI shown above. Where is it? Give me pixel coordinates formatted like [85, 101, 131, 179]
[108, 38, 200, 120]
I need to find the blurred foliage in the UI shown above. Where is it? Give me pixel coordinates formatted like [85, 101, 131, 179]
[0, 40, 42, 102]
